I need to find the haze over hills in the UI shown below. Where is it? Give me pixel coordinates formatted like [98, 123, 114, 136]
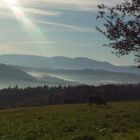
[23, 68, 140, 85]
[0, 54, 140, 75]
[0, 63, 79, 88]
[0, 54, 140, 87]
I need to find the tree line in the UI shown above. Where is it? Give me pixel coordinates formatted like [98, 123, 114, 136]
[0, 84, 140, 108]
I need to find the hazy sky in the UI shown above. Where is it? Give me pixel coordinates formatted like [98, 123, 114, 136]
[0, 0, 134, 66]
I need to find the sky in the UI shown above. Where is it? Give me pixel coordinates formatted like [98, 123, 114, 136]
[0, 0, 135, 66]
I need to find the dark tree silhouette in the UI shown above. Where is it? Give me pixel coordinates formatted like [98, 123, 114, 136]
[0, 84, 140, 108]
[96, 0, 140, 66]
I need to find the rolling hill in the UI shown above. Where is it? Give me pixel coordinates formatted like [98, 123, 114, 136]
[0, 54, 140, 75]
[0, 63, 36, 81]
[0, 54, 140, 86]
[0, 63, 78, 88]
[0, 63, 41, 88]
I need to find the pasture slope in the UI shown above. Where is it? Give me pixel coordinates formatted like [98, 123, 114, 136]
[0, 102, 140, 140]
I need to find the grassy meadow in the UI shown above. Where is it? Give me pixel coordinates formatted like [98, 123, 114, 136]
[0, 102, 140, 140]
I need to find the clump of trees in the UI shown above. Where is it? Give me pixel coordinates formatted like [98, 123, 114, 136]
[0, 84, 140, 108]
[96, 0, 140, 66]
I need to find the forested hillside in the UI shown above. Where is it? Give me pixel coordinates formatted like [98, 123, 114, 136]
[0, 84, 140, 108]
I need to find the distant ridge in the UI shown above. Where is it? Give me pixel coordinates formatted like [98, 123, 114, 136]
[0, 57, 140, 87]
[0, 54, 140, 75]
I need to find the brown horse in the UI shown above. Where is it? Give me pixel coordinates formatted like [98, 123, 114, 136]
[88, 95, 106, 107]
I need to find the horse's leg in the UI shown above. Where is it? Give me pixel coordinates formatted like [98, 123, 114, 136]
[90, 103, 92, 107]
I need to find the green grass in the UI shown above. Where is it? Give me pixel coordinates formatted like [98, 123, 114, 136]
[0, 102, 140, 140]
